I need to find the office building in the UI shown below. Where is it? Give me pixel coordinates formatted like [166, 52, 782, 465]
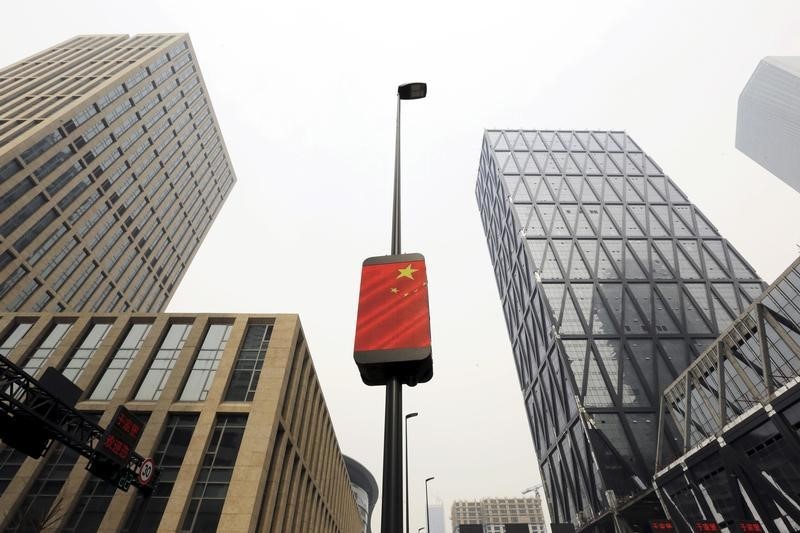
[0, 34, 235, 313]
[476, 130, 764, 531]
[0, 312, 361, 533]
[429, 502, 446, 533]
[451, 497, 545, 533]
[655, 256, 800, 532]
[344, 455, 378, 533]
[736, 56, 800, 194]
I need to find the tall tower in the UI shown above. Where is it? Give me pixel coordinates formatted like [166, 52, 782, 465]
[736, 56, 800, 194]
[0, 34, 235, 313]
[475, 130, 764, 531]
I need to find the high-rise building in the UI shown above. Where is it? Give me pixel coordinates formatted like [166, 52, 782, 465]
[344, 455, 378, 533]
[0, 34, 235, 314]
[476, 130, 764, 531]
[0, 312, 361, 533]
[428, 502, 446, 533]
[736, 56, 800, 194]
[655, 255, 800, 531]
[451, 497, 545, 533]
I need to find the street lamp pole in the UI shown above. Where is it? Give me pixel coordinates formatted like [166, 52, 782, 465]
[425, 476, 435, 533]
[405, 412, 418, 533]
[381, 82, 427, 533]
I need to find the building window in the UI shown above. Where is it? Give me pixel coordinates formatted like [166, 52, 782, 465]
[61, 322, 113, 383]
[89, 323, 152, 400]
[0, 447, 27, 498]
[6, 444, 80, 532]
[21, 322, 73, 377]
[0, 321, 34, 357]
[224, 324, 272, 402]
[135, 322, 192, 401]
[121, 414, 198, 532]
[181, 414, 247, 532]
[179, 324, 231, 401]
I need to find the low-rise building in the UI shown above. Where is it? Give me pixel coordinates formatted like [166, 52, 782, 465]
[451, 497, 546, 533]
[0, 312, 362, 533]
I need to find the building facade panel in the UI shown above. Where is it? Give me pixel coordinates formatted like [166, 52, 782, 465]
[0, 34, 236, 313]
[0, 312, 362, 533]
[655, 256, 800, 532]
[476, 130, 764, 531]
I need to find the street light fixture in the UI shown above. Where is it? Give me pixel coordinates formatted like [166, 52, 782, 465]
[418, 528, 425, 533]
[378, 82, 428, 533]
[405, 412, 419, 533]
[425, 476, 435, 533]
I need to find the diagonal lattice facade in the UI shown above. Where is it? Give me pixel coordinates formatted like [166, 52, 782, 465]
[475, 130, 765, 531]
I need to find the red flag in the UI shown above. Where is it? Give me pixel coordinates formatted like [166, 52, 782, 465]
[354, 256, 431, 353]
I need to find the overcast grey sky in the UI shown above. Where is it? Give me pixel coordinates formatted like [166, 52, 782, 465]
[5, 1, 800, 531]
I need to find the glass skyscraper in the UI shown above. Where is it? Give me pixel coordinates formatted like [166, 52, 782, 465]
[736, 56, 800, 195]
[476, 130, 764, 531]
[0, 34, 235, 313]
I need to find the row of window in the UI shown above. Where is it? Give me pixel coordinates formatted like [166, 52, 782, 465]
[3, 410, 245, 532]
[0, 320, 270, 404]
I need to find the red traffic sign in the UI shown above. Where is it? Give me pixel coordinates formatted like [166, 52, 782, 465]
[736, 522, 764, 533]
[694, 522, 720, 532]
[138, 457, 156, 486]
[649, 519, 674, 531]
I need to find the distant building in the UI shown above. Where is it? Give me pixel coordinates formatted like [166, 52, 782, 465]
[476, 130, 764, 531]
[0, 312, 361, 533]
[655, 256, 800, 531]
[344, 455, 378, 533]
[736, 56, 800, 194]
[451, 497, 545, 533]
[429, 502, 446, 533]
[0, 34, 235, 313]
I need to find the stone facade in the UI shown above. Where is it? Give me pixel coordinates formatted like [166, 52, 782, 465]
[0, 312, 362, 533]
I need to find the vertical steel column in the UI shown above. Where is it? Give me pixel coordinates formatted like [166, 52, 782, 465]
[382, 377, 403, 533]
[381, 94, 403, 533]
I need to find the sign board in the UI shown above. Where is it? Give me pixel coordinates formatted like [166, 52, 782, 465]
[694, 522, 721, 532]
[138, 457, 156, 486]
[649, 520, 675, 531]
[735, 522, 764, 533]
[354, 253, 433, 386]
[96, 406, 144, 466]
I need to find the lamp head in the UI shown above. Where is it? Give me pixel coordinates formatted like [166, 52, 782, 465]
[398, 82, 427, 100]
[406, 412, 419, 419]
[425, 476, 435, 482]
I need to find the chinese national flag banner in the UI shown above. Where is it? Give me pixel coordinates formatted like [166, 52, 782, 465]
[354, 255, 431, 353]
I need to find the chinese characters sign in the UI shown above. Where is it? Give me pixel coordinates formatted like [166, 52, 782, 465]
[96, 406, 144, 466]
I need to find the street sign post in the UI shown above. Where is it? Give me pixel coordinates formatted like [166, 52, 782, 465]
[353, 82, 430, 533]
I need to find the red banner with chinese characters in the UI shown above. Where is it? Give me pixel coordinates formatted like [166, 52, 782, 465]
[354, 256, 430, 352]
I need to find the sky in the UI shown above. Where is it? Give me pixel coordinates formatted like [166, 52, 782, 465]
[5, 1, 800, 531]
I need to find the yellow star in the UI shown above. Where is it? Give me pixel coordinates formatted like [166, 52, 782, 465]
[396, 264, 419, 280]
[390, 287, 399, 294]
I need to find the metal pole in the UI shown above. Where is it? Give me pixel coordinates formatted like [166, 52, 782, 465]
[381, 92, 404, 533]
[405, 416, 410, 533]
[404, 413, 418, 533]
[425, 478, 431, 533]
[382, 377, 403, 533]
[392, 95, 401, 256]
